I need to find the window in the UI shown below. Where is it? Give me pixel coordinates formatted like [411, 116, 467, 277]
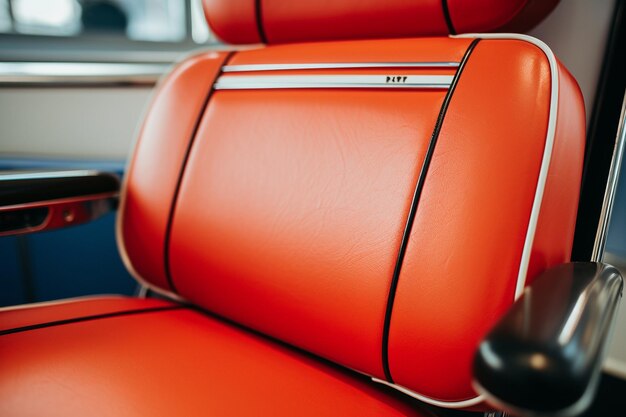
[0, 0, 217, 53]
[0, 1, 11, 33]
[10, 0, 82, 37]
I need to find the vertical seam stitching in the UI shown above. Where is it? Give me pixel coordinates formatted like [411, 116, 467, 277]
[255, 0, 268, 43]
[163, 51, 236, 293]
[380, 38, 481, 382]
[442, 0, 457, 35]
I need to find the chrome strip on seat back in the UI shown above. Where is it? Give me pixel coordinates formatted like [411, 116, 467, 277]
[215, 74, 454, 90]
[216, 62, 457, 90]
[222, 62, 460, 72]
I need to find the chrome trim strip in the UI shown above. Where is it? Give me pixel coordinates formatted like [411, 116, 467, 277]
[223, 62, 460, 72]
[593, 94, 626, 261]
[0, 62, 458, 86]
[0, 170, 100, 181]
[0, 191, 118, 212]
[215, 75, 453, 90]
[0, 192, 118, 237]
[0, 62, 168, 86]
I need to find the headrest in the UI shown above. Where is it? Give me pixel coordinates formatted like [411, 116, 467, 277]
[202, 0, 560, 44]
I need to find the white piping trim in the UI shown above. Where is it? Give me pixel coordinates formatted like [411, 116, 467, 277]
[373, 34, 559, 409]
[456, 33, 560, 300]
[372, 378, 485, 408]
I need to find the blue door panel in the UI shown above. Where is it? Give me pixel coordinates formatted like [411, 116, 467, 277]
[0, 237, 26, 306]
[27, 213, 136, 302]
[0, 158, 136, 307]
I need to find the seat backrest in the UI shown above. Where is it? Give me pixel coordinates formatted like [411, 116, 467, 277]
[118, 0, 584, 409]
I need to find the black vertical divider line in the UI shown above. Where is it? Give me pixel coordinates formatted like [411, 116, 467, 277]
[441, 0, 457, 35]
[256, 0, 268, 43]
[380, 38, 481, 383]
[163, 51, 236, 293]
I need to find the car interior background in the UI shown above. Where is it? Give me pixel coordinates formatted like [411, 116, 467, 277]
[0, 0, 625, 416]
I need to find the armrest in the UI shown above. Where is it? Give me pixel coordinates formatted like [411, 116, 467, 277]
[0, 170, 120, 236]
[473, 262, 623, 417]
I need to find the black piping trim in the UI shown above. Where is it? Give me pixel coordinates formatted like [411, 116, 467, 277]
[163, 51, 236, 293]
[0, 305, 184, 336]
[441, 0, 457, 35]
[380, 38, 481, 383]
[255, 0, 268, 44]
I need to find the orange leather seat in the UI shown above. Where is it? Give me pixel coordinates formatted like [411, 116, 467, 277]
[1, 1, 598, 416]
[118, 34, 583, 407]
[0, 297, 429, 416]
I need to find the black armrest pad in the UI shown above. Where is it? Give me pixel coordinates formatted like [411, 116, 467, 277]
[473, 263, 623, 416]
[0, 170, 120, 207]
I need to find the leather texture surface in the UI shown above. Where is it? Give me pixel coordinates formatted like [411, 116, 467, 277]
[118, 51, 230, 292]
[169, 37, 471, 380]
[387, 39, 569, 402]
[0, 297, 433, 417]
[525, 62, 585, 284]
[0, 0, 587, 410]
[202, 0, 560, 44]
[115, 36, 586, 404]
[447, 0, 560, 33]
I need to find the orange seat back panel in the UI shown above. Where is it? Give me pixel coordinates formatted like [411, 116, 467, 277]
[119, 36, 585, 405]
[168, 37, 471, 380]
[171, 87, 446, 379]
[389, 40, 552, 401]
[119, 52, 230, 292]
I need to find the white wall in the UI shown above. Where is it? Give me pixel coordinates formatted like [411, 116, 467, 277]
[529, 0, 616, 121]
[0, 87, 152, 160]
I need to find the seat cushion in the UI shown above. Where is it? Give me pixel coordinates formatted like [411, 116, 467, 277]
[0, 297, 431, 417]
